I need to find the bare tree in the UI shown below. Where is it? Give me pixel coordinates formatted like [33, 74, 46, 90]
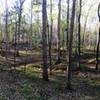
[96, 3, 100, 70]
[42, 0, 48, 81]
[77, 0, 82, 69]
[30, 0, 33, 49]
[57, 0, 61, 63]
[66, 0, 70, 49]
[66, 0, 70, 70]
[14, 18, 18, 69]
[16, 0, 25, 56]
[67, 0, 76, 89]
[5, 0, 9, 60]
[82, 1, 97, 48]
[49, 0, 53, 75]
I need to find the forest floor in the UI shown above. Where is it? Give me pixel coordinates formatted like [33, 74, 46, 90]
[0, 49, 100, 100]
[0, 48, 99, 68]
[0, 64, 100, 100]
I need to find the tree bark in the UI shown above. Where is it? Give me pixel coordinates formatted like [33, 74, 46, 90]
[96, 3, 100, 70]
[30, 0, 33, 49]
[57, 0, 61, 63]
[66, 0, 70, 67]
[49, 0, 53, 75]
[67, 0, 76, 89]
[42, 0, 48, 81]
[77, 0, 82, 69]
[5, 0, 9, 60]
[17, 0, 25, 56]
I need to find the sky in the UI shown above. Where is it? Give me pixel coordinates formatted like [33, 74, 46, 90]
[0, 0, 99, 32]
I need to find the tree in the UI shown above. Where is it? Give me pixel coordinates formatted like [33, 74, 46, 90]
[14, 17, 18, 69]
[16, 0, 25, 56]
[57, 0, 61, 63]
[66, 0, 70, 65]
[42, 0, 48, 81]
[49, 0, 53, 75]
[82, 1, 97, 49]
[5, 0, 9, 59]
[32, 0, 41, 47]
[96, 3, 100, 70]
[29, 0, 33, 49]
[77, 0, 82, 69]
[67, 0, 76, 89]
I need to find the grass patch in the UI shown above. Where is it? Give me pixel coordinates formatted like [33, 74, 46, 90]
[17, 66, 41, 81]
[20, 82, 33, 100]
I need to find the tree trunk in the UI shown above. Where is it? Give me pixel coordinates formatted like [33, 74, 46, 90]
[5, 0, 9, 60]
[66, 0, 70, 66]
[96, 3, 100, 70]
[42, 0, 48, 81]
[67, 0, 76, 89]
[17, 0, 25, 56]
[49, 0, 53, 75]
[57, 0, 61, 63]
[82, 3, 94, 50]
[14, 19, 17, 69]
[77, 0, 82, 69]
[30, 0, 33, 49]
